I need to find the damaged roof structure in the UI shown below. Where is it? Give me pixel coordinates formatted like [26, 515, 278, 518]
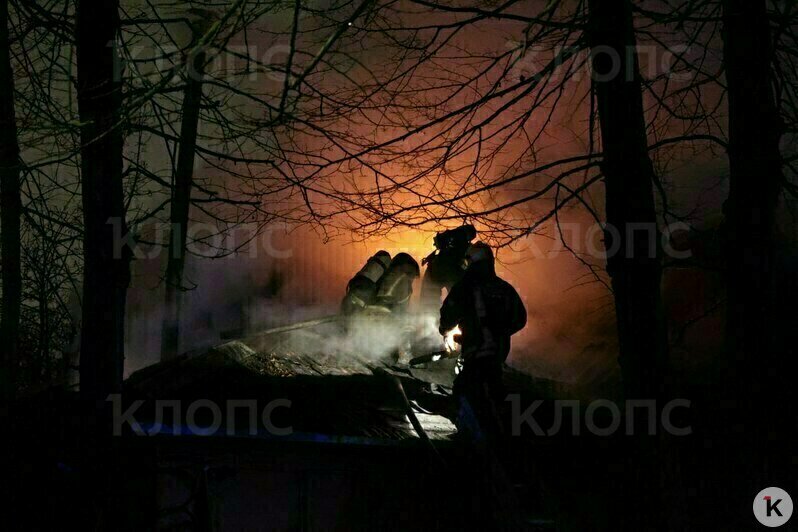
[125, 325, 460, 444]
[114, 317, 559, 530]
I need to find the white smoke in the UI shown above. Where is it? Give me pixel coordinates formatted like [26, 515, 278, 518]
[278, 311, 444, 363]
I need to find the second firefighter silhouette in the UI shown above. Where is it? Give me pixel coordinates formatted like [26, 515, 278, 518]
[340, 250, 391, 315]
[341, 251, 420, 315]
[420, 224, 477, 309]
[375, 253, 421, 312]
[439, 242, 526, 434]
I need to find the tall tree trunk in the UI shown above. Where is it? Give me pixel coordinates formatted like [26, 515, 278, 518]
[76, 0, 129, 403]
[587, 0, 666, 399]
[720, 0, 782, 391]
[720, 0, 785, 501]
[0, 0, 21, 407]
[75, 1, 129, 525]
[161, 50, 206, 361]
[587, 3, 668, 527]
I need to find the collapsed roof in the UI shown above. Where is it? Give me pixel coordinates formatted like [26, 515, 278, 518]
[125, 317, 460, 443]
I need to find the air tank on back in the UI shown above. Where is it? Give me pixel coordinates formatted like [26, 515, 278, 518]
[340, 251, 392, 315]
[374, 252, 421, 313]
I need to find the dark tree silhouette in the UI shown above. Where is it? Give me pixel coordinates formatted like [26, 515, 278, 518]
[75, 0, 130, 403]
[586, 0, 666, 399]
[585, 0, 669, 526]
[161, 45, 207, 361]
[0, 0, 21, 406]
[720, 0, 784, 391]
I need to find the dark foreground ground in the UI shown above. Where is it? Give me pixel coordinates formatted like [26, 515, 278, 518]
[7, 343, 797, 531]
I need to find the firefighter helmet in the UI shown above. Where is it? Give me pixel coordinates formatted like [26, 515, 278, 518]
[463, 242, 493, 269]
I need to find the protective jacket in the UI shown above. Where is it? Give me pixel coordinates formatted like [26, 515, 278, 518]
[439, 261, 526, 362]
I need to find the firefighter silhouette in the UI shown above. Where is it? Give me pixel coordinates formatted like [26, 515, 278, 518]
[340, 250, 392, 315]
[375, 253, 421, 313]
[439, 242, 527, 439]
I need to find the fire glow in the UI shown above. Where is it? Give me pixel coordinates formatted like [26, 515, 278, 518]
[444, 325, 462, 353]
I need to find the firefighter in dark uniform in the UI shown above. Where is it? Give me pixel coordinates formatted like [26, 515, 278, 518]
[439, 242, 526, 437]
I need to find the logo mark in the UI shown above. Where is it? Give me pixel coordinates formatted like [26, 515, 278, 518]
[754, 487, 793, 527]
